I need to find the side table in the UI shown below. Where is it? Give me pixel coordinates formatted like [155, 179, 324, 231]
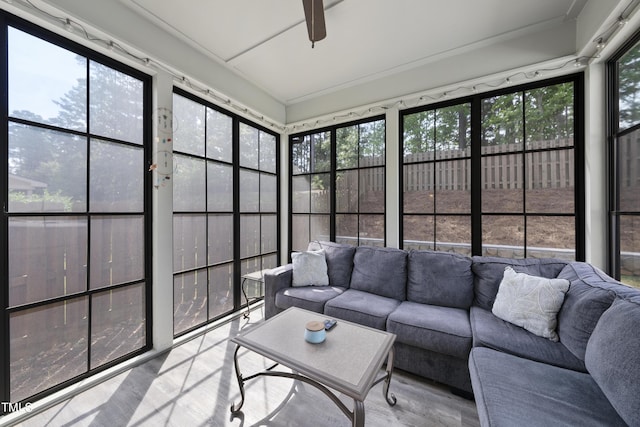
[241, 269, 267, 318]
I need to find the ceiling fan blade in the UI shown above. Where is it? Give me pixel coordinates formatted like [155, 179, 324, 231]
[302, 0, 326, 44]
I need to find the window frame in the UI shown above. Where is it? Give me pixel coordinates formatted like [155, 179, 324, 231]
[1, 11, 153, 405]
[400, 74, 585, 259]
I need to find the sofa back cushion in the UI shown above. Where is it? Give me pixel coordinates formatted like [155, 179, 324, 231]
[407, 250, 474, 309]
[471, 256, 568, 311]
[350, 246, 407, 300]
[308, 241, 356, 288]
[556, 263, 617, 361]
[585, 297, 640, 427]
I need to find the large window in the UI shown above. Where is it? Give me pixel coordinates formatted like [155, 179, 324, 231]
[608, 33, 640, 288]
[401, 76, 583, 260]
[172, 89, 279, 336]
[2, 16, 151, 404]
[290, 117, 385, 251]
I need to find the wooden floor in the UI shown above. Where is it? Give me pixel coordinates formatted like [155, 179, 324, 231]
[16, 306, 480, 427]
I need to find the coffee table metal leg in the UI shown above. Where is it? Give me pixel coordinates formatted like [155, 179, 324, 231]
[383, 347, 397, 406]
[230, 345, 245, 414]
[353, 400, 365, 427]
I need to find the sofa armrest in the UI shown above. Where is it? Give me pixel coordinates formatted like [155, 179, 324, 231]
[264, 264, 293, 319]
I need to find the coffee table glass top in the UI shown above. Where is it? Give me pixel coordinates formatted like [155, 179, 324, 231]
[232, 307, 396, 400]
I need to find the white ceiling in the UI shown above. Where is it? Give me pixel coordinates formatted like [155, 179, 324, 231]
[119, 0, 589, 106]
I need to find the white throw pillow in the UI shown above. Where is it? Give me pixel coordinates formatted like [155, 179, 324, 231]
[492, 266, 570, 341]
[291, 249, 329, 287]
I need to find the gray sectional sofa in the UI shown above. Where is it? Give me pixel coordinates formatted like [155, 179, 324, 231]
[264, 241, 640, 427]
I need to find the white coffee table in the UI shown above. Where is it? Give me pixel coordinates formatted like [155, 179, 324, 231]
[230, 307, 397, 426]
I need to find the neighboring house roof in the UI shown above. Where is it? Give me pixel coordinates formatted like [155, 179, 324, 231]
[9, 174, 47, 192]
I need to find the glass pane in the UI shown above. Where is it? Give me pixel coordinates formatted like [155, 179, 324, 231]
[208, 214, 233, 265]
[239, 169, 260, 212]
[8, 27, 87, 131]
[310, 215, 330, 243]
[359, 168, 384, 213]
[10, 297, 88, 401]
[9, 217, 87, 306]
[620, 215, 640, 289]
[435, 104, 471, 158]
[241, 256, 262, 277]
[91, 283, 145, 368]
[90, 216, 144, 289]
[618, 40, 640, 130]
[240, 214, 260, 258]
[90, 139, 143, 212]
[260, 132, 277, 173]
[481, 93, 523, 153]
[525, 83, 574, 147]
[527, 216, 575, 260]
[209, 263, 234, 317]
[173, 154, 206, 212]
[336, 125, 358, 169]
[292, 175, 311, 213]
[526, 150, 575, 213]
[435, 216, 471, 255]
[619, 130, 640, 212]
[336, 214, 357, 245]
[291, 137, 310, 174]
[482, 215, 524, 258]
[403, 215, 434, 250]
[207, 162, 233, 212]
[239, 123, 259, 169]
[206, 107, 233, 162]
[173, 93, 205, 156]
[260, 173, 277, 212]
[435, 160, 471, 213]
[336, 170, 358, 213]
[404, 110, 434, 158]
[481, 154, 523, 213]
[291, 215, 310, 252]
[359, 120, 385, 167]
[173, 215, 206, 272]
[90, 61, 143, 144]
[311, 173, 330, 213]
[262, 253, 278, 271]
[359, 214, 384, 246]
[174, 269, 208, 335]
[312, 132, 331, 172]
[8, 123, 86, 212]
[261, 215, 277, 253]
[403, 163, 434, 214]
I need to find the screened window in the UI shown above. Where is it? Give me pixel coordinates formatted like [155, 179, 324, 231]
[608, 34, 640, 288]
[401, 76, 582, 260]
[172, 89, 279, 336]
[4, 20, 150, 403]
[290, 117, 385, 252]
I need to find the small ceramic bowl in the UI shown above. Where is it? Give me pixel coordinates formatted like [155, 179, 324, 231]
[304, 320, 326, 344]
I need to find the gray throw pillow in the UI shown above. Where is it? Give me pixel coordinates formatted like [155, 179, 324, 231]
[492, 266, 570, 341]
[291, 250, 329, 287]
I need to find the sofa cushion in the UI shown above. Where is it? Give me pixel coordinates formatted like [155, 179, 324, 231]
[407, 250, 474, 309]
[469, 347, 627, 427]
[275, 286, 346, 314]
[492, 267, 569, 341]
[349, 246, 407, 300]
[387, 301, 472, 359]
[585, 297, 640, 427]
[556, 263, 617, 361]
[470, 306, 585, 372]
[471, 256, 568, 311]
[324, 289, 401, 330]
[291, 250, 329, 287]
[308, 241, 356, 288]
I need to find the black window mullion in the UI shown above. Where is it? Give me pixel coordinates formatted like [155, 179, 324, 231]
[0, 14, 9, 405]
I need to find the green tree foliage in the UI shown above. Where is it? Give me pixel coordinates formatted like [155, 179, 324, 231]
[618, 41, 640, 129]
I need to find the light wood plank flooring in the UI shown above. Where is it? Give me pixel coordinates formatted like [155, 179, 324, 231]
[16, 306, 480, 427]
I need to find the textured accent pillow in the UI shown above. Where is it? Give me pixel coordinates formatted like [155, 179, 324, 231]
[492, 266, 570, 341]
[291, 250, 329, 287]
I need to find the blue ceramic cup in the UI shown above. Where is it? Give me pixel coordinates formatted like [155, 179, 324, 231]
[304, 320, 326, 344]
